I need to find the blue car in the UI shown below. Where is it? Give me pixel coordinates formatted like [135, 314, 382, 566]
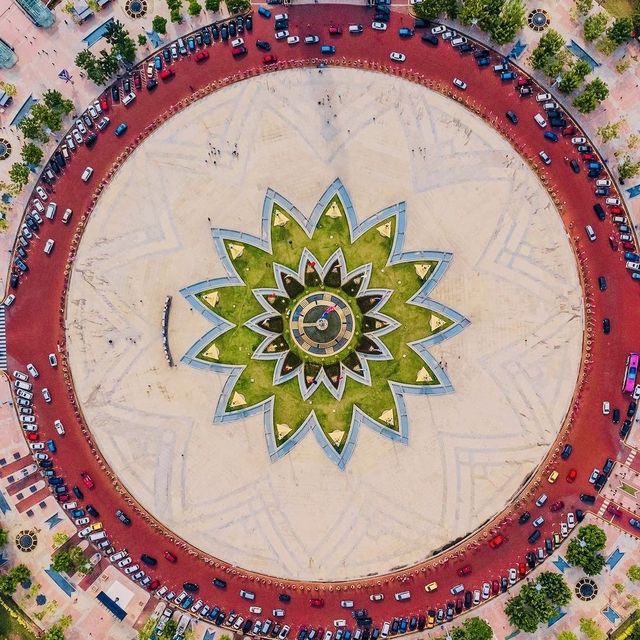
[258, 6, 271, 17]
[187, 36, 196, 52]
[202, 28, 212, 45]
[46, 439, 56, 453]
[154, 55, 162, 70]
[48, 476, 64, 485]
[71, 509, 85, 518]
[624, 251, 640, 262]
[182, 596, 194, 609]
[162, 48, 171, 63]
[500, 71, 516, 81]
[544, 131, 559, 142]
[320, 45, 336, 54]
[115, 123, 128, 137]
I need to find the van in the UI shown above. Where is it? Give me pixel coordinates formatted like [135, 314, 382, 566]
[340, 600, 353, 608]
[348, 24, 363, 33]
[240, 589, 256, 600]
[45, 202, 57, 220]
[44, 239, 55, 255]
[585, 225, 596, 241]
[320, 45, 336, 54]
[534, 113, 547, 128]
[380, 622, 391, 639]
[62, 208, 73, 224]
[394, 591, 411, 601]
[122, 92, 136, 106]
[89, 531, 107, 542]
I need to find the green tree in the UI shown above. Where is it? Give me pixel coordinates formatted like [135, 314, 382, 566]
[170, 7, 182, 22]
[188, 0, 202, 14]
[597, 120, 623, 142]
[558, 70, 580, 93]
[0, 528, 9, 546]
[460, 617, 493, 639]
[537, 572, 572, 607]
[633, 3, 640, 30]
[43, 618, 71, 640]
[21, 143, 43, 166]
[628, 626, 640, 640]
[574, 0, 592, 16]
[152, 15, 168, 33]
[52, 546, 86, 573]
[138, 617, 156, 640]
[537, 28, 566, 55]
[579, 618, 606, 640]
[596, 36, 618, 55]
[557, 632, 578, 640]
[42, 89, 74, 116]
[573, 59, 592, 79]
[138, 34, 147, 45]
[619, 155, 640, 180]
[160, 619, 178, 639]
[8, 163, 30, 188]
[583, 12, 608, 41]
[488, 0, 525, 45]
[18, 115, 48, 143]
[567, 525, 607, 572]
[542, 49, 569, 78]
[573, 87, 599, 114]
[587, 77, 609, 100]
[52, 532, 69, 548]
[98, 50, 119, 78]
[0, 81, 18, 97]
[607, 17, 633, 45]
[459, 0, 484, 25]
[10, 564, 31, 585]
[226, 0, 251, 13]
[628, 565, 640, 581]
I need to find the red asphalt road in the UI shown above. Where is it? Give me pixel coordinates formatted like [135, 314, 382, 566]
[5, 4, 640, 630]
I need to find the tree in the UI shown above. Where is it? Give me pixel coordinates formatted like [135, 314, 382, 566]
[542, 50, 569, 78]
[573, 87, 599, 114]
[43, 618, 71, 640]
[160, 619, 178, 639]
[574, 0, 592, 16]
[138, 34, 147, 45]
[619, 156, 640, 180]
[557, 632, 578, 640]
[152, 15, 168, 33]
[170, 7, 181, 22]
[0, 81, 18, 97]
[21, 143, 43, 166]
[489, 0, 525, 45]
[413, 0, 447, 20]
[42, 89, 74, 116]
[537, 28, 566, 55]
[52, 546, 86, 573]
[628, 565, 640, 581]
[567, 525, 607, 573]
[138, 617, 156, 640]
[573, 59, 592, 79]
[188, 0, 202, 15]
[52, 532, 69, 548]
[579, 618, 606, 640]
[226, 0, 251, 13]
[19, 115, 48, 143]
[460, 617, 493, 639]
[597, 120, 623, 142]
[459, 0, 484, 25]
[205, 0, 220, 10]
[628, 626, 640, 640]
[8, 163, 29, 188]
[537, 572, 572, 607]
[607, 17, 633, 45]
[558, 70, 581, 93]
[0, 528, 8, 546]
[587, 77, 609, 100]
[596, 36, 618, 55]
[98, 50, 119, 78]
[583, 12, 608, 41]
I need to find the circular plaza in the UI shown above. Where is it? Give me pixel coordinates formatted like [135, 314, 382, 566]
[64, 68, 582, 581]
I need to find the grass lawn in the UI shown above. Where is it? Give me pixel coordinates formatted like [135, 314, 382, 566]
[0, 599, 37, 640]
[601, 0, 635, 18]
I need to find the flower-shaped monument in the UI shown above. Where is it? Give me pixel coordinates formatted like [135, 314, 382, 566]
[181, 179, 469, 468]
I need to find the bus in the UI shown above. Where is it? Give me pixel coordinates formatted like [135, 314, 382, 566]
[623, 353, 639, 394]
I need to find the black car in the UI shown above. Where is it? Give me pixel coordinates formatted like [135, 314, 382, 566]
[464, 591, 472, 609]
[111, 85, 120, 102]
[116, 509, 132, 525]
[421, 34, 439, 46]
[39, 459, 53, 469]
[216, 611, 226, 625]
[213, 577, 227, 589]
[577, 145, 592, 153]
[246, 16, 253, 31]
[408, 617, 417, 631]
[518, 511, 530, 524]
[526, 551, 536, 569]
[202, 28, 212, 45]
[195, 32, 203, 47]
[628, 401, 637, 417]
[54, 151, 65, 167]
[593, 203, 606, 220]
[528, 529, 541, 544]
[550, 117, 567, 128]
[362, 628, 370, 640]
[598, 275, 607, 291]
[390, 620, 399, 634]
[183, 582, 199, 593]
[621, 419, 632, 438]
[272, 624, 282, 638]
[561, 444, 573, 460]
[221, 25, 228, 40]
[414, 18, 429, 28]
[612, 408, 620, 423]
[417, 616, 425, 631]
[594, 473, 607, 492]
[603, 458, 614, 475]
[14, 257, 28, 273]
[595, 186, 610, 196]
[123, 78, 131, 93]
[603, 318, 611, 334]
[506, 111, 518, 124]
[500, 576, 508, 592]
[228, 21, 236, 37]
[274, 18, 288, 30]
[17, 246, 27, 259]
[141, 554, 157, 566]
[459, 43, 473, 53]
[73, 485, 84, 500]
[212, 24, 220, 40]
[580, 493, 596, 504]
[256, 40, 271, 51]
[85, 132, 98, 148]
[354, 609, 367, 620]
[473, 49, 488, 59]
[243, 619, 253, 634]
[25, 217, 38, 231]
[237, 16, 244, 33]
[147, 78, 158, 91]
[86, 504, 99, 517]
[570, 159, 580, 173]
[278, 593, 291, 603]
[545, 538, 553, 554]
[575, 509, 585, 522]
[49, 159, 61, 175]
[163, 48, 171, 63]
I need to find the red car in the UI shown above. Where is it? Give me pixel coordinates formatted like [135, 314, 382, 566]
[194, 50, 209, 62]
[309, 598, 324, 608]
[147, 579, 160, 590]
[582, 152, 597, 161]
[518, 562, 526, 577]
[56, 493, 69, 502]
[263, 54, 278, 65]
[566, 468, 577, 483]
[491, 580, 500, 594]
[622, 241, 636, 251]
[457, 565, 472, 577]
[99, 94, 109, 112]
[164, 550, 177, 563]
[80, 472, 95, 489]
[27, 433, 39, 441]
[159, 68, 174, 80]
[488, 534, 505, 549]
[516, 77, 530, 87]
[562, 125, 577, 137]
[550, 500, 564, 512]
[133, 72, 142, 90]
[608, 236, 618, 251]
[609, 205, 623, 214]
[329, 25, 343, 35]
[607, 503, 622, 517]
[232, 45, 247, 57]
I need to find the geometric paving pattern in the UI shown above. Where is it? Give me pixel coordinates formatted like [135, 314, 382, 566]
[66, 69, 582, 580]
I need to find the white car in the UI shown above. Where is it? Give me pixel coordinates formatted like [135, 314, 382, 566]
[27, 363, 39, 378]
[62, 501, 78, 510]
[287, 36, 299, 44]
[371, 22, 388, 31]
[4, 294, 16, 307]
[93, 99, 102, 114]
[571, 137, 586, 145]
[36, 186, 48, 200]
[567, 512, 576, 529]
[231, 37, 244, 47]
[171, 43, 178, 59]
[46, 202, 57, 220]
[561, 522, 568, 538]
[273, 609, 286, 618]
[482, 582, 491, 599]
[275, 30, 289, 40]
[146, 61, 154, 78]
[602, 401, 610, 415]
[274, 12, 288, 20]
[539, 150, 551, 165]
[75, 517, 90, 526]
[32, 199, 44, 213]
[606, 197, 621, 206]
[390, 52, 406, 62]
[97, 116, 110, 131]
[49, 353, 58, 367]
[109, 551, 128, 562]
[81, 167, 93, 182]
[304, 35, 320, 43]
[453, 78, 467, 90]
[42, 388, 52, 403]
[32, 211, 43, 224]
[431, 25, 446, 34]
[54, 420, 65, 435]
[44, 239, 55, 255]
[30, 442, 44, 450]
[442, 30, 456, 40]
[75, 119, 87, 134]
[65, 134, 76, 151]
[34, 453, 49, 460]
[589, 468, 600, 483]
[117, 556, 133, 567]
[23, 424, 38, 432]
[536, 92, 552, 102]
[633, 385, 640, 401]
[369, 593, 384, 601]
[72, 129, 83, 145]
[87, 104, 98, 119]
[124, 564, 140, 574]
[14, 371, 28, 382]
[191, 599, 203, 613]
[509, 568, 517, 584]
[249, 606, 262, 614]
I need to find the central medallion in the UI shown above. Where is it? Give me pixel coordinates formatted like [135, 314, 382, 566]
[290, 292, 355, 357]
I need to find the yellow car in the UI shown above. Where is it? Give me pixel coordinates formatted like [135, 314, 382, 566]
[548, 470, 559, 483]
[424, 581, 438, 592]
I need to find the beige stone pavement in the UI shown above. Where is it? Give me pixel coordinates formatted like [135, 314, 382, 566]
[66, 67, 582, 581]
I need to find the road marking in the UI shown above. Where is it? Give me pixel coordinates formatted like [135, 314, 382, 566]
[625, 449, 636, 467]
[598, 499, 609, 518]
